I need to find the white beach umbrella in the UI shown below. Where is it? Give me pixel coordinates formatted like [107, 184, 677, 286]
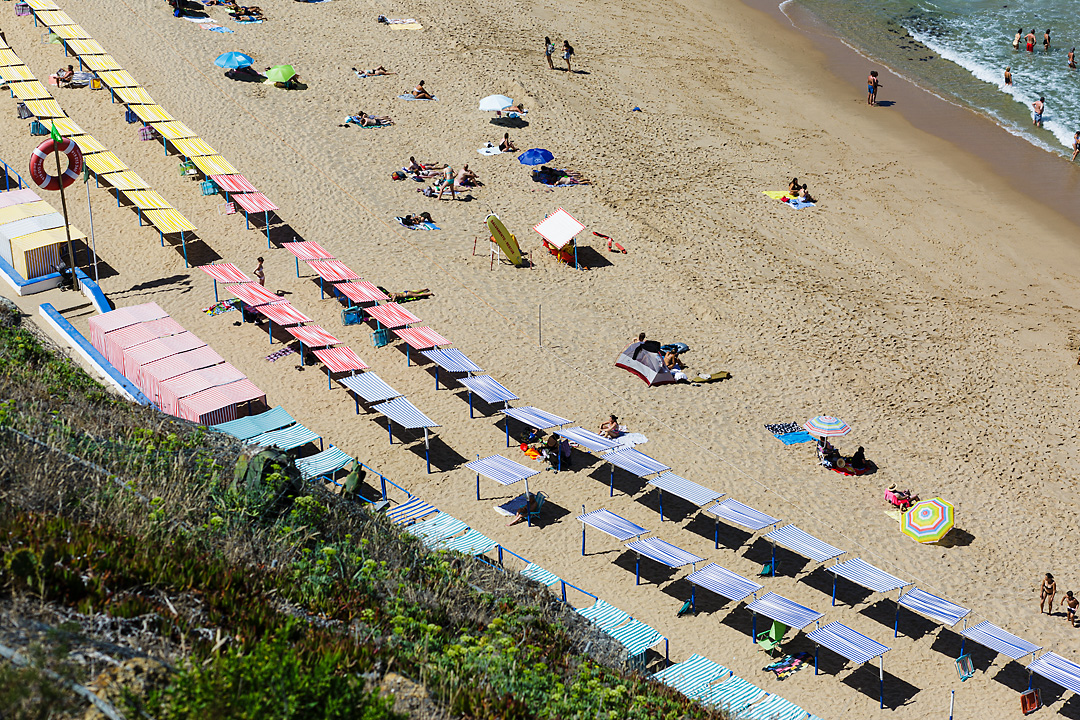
[479, 94, 514, 112]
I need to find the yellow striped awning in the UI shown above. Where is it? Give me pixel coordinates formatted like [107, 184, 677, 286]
[80, 55, 122, 72]
[25, 100, 65, 118]
[98, 171, 148, 190]
[51, 25, 90, 40]
[0, 65, 36, 82]
[143, 209, 196, 234]
[191, 155, 238, 176]
[149, 121, 196, 140]
[16, 226, 88, 247]
[10, 81, 52, 100]
[25, 0, 61, 10]
[170, 138, 217, 157]
[0, 201, 55, 225]
[122, 190, 173, 210]
[130, 104, 173, 123]
[36, 10, 75, 26]
[114, 87, 155, 105]
[64, 39, 106, 56]
[50, 118, 84, 135]
[83, 152, 128, 174]
[0, 49, 22, 66]
[96, 70, 137, 88]
[70, 135, 106, 153]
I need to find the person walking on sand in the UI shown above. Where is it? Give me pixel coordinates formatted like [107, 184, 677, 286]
[1044, 29, 1051, 52]
[1026, 29, 1036, 52]
[1033, 96, 1045, 127]
[1014, 27, 1022, 51]
[1004, 67, 1012, 86]
[1041, 573, 1057, 614]
[562, 40, 575, 73]
[867, 70, 881, 105]
[544, 36, 555, 70]
[1061, 590, 1079, 626]
[253, 257, 265, 286]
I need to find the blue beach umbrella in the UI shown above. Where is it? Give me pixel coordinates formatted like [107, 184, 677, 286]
[518, 148, 554, 166]
[215, 52, 254, 69]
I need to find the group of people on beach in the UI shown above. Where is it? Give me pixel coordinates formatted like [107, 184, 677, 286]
[1040, 573, 1080, 627]
[544, 37, 575, 73]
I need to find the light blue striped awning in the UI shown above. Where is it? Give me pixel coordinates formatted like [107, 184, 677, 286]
[745, 592, 823, 630]
[740, 694, 806, 720]
[647, 472, 723, 507]
[555, 426, 620, 453]
[707, 498, 779, 531]
[653, 654, 731, 697]
[420, 347, 483, 373]
[339, 372, 402, 403]
[897, 587, 970, 627]
[458, 375, 519, 404]
[764, 525, 844, 564]
[520, 563, 561, 587]
[371, 396, 439, 429]
[699, 676, 765, 714]
[248, 423, 321, 451]
[385, 497, 439, 525]
[686, 563, 762, 603]
[600, 447, 670, 477]
[406, 513, 468, 546]
[1029, 652, 1080, 695]
[576, 600, 631, 632]
[625, 537, 703, 568]
[212, 405, 294, 440]
[295, 445, 352, 481]
[807, 621, 889, 664]
[465, 454, 539, 485]
[829, 558, 908, 595]
[502, 406, 571, 430]
[578, 508, 648, 541]
[435, 529, 498, 556]
[608, 619, 664, 657]
[961, 621, 1041, 660]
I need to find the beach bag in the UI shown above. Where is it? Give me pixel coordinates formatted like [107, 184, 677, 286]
[660, 342, 690, 355]
[16, 103, 32, 120]
[391, 170, 406, 181]
[29, 120, 48, 136]
[90, 78, 103, 91]
[138, 126, 154, 141]
[371, 328, 390, 348]
[124, 109, 138, 124]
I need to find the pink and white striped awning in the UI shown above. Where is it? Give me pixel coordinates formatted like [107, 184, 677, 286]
[103, 317, 186, 370]
[394, 326, 451, 350]
[313, 346, 369, 373]
[89, 301, 167, 351]
[284, 240, 333, 262]
[209, 174, 257, 193]
[136, 346, 225, 401]
[232, 192, 278, 214]
[157, 362, 245, 416]
[285, 324, 341, 348]
[307, 259, 360, 283]
[121, 331, 205, 370]
[336, 281, 388, 305]
[255, 302, 311, 326]
[229, 283, 284, 307]
[178, 378, 265, 424]
[198, 262, 252, 284]
[366, 302, 420, 329]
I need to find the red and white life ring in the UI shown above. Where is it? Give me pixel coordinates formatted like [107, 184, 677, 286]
[28, 138, 84, 191]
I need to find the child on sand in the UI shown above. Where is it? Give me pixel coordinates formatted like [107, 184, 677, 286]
[867, 71, 880, 106]
[1061, 590, 1079, 626]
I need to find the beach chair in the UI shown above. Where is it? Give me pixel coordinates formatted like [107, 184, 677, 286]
[201, 180, 218, 196]
[372, 328, 390, 348]
[125, 109, 139, 124]
[955, 654, 974, 681]
[756, 620, 788, 656]
[138, 126, 155, 141]
[178, 160, 198, 177]
[218, 202, 236, 216]
[15, 3, 31, 16]
[527, 492, 547, 523]
[1021, 688, 1041, 715]
[29, 121, 48, 137]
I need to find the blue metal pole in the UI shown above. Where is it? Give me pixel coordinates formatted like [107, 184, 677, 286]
[407, 346, 411, 367]
[635, 555, 640, 585]
[561, 581, 567, 603]
[354, 392, 359, 414]
[880, 658, 884, 709]
[387, 420, 392, 444]
[380, 473, 387, 499]
[327, 371, 331, 390]
[714, 520, 719, 549]
[691, 587, 696, 613]
[425, 429, 430, 474]
[435, 367, 438, 389]
[506, 421, 510, 447]
[771, 544, 776, 577]
[814, 646, 819, 674]
[609, 464, 614, 496]
[213, 279, 218, 302]
[268, 320, 272, 343]
[581, 524, 586, 555]
[295, 256, 299, 277]
[752, 614, 757, 643]
[894, 603, 900, 638]
[832, 575, 837, 605]
[469, 391, 474, 418]
[659, 489, 664, 521]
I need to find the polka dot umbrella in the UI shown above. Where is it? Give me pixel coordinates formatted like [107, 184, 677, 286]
[901, 497, 954, 543]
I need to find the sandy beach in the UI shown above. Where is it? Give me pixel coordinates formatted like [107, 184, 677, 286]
[5, 0, 1080, 716]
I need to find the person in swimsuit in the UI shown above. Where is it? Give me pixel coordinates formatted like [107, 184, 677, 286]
[1033, 96, 1045, 127]
[1072, 132, 1080, 162]
[544, 36, 555, 70]
[1014, 28, 1022, 51]
[1041, 573, 1057, 613]
[253, 257, 265, 286]
[436, 165, 456, 200]
[498, 132, 518, 152]
[1070, 48, 1076, 69]
[867, 70, 880, 106]
[411, 80, 433, 99]
[598, 414, 621, 439]
[798, 185, 816, 203]
[1061, 590, 1079, 626]
[1004, 67, 1012, 86]
[788, 177, 801, 195]
[1044, 30, 1051, 52]
[1026, 29, 1036, 52]
[563, 40, 575, 73]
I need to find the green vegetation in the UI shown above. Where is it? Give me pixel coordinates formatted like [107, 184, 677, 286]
[0, 301, 726, 719]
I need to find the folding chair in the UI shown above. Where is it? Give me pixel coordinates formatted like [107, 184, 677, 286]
[29, 120, 48, 136]
[527, 492, 547, 523]
[200, 179, 218, 196]
[217, 201, 235, 215]
[178, 160, 197, 177]
[1021, 688, 1041, 715]
[955, 654, 974, 681]
[756, 620, 788, 656]
[138, 126, 155, 141]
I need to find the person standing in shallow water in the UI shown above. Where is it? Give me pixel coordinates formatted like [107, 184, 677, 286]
[1004, 67, 1012, 86]
[1014, 27, 1022, 51]
[867, 70, 880, 105]
[1044, 29, 1051, 52]
[1032, 96, 1045, 127]
[1026, 29, 1036, 52]
[1069, 48, 1076, 69]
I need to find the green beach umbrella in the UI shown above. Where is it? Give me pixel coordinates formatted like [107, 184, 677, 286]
[265, 65, 295, 83]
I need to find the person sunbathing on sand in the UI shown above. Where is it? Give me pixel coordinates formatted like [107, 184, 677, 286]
[354, 66, 395, 76]
[411, 80, 433, 99]
[455, 164, 479, 188]
[377, 287, 433, 302]
[495, 104, 526, 117]
[356, 111, 391, 126]
[508, 493, 538, 526]
[498, 132, 518, 152]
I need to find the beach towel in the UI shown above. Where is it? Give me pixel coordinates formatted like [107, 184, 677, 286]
[787, 198, 815, 209]
[884, 509, 902, 523]
[613, 432, 648, 449]
[494, 493, 530, 517]
[235, 17, 264, 23]
[690, 370, 731, 384]
[378, 16, 418, 23]
[394, 216, 440, 230]
[398, 94, 437, 101]
[202, 299, 239, 316]
[762, 190, 793, 200]
[390, 23, 422, 29]
[764, 422, 802, 436]
[776, 431, 813, 445]
[762, 652, 811, 680]
[477, 145, 503, 156]
[265, 346, 297, 362]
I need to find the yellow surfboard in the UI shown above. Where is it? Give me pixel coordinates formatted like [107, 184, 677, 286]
[486, 214, 524, 267]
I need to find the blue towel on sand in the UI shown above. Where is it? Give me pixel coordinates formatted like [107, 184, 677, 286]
[777, 431, 814, 445]
[209, 25, 235, 32]
[787, 198, 815, 209]
[395, 217, 439, 230]
[398, 94, 437, 101]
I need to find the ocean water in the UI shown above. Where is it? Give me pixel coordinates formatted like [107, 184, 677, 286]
[794, 0, 1080, 157]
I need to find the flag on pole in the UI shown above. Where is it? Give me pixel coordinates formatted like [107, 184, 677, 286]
[49, 121, 61, 145]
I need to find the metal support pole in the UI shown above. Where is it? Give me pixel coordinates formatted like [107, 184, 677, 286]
[387, 420, 393, 444]
[814, 646, 819, 674]
[752, 614, 757, 643]
[469, 391, 474, 418]
[832, 575, 837, 606]
[771, 543, 776, 577]
[53, 133, 79, 291]
[691, 587, 696, 613]
[85, 177, 98, 281]
[635, 555, 640, 585]
[609, 464, 614, 496]
[879, 657, 884, 709]
[659, 489, 664, 521]
[714, 520, 719, 549]
[424, 428, 430, 474]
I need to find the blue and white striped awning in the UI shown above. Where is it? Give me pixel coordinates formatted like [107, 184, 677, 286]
[503, 406, 571, 429]
[707, 499, 779, 531]
[578, 508, 648, 541]
[806, 622, 889, 665]
[647, 472, 723, 507]
[764, 525, 844, 564]
[829, 558, 908, 595]
[600, 447, 670, 477]
[248, 423, 321, 451]
[555, 426, 620, 453]
[458, 375, 519, 404]
[625, 537, 703, 568]
[406, 513, 468, 545]
[961, 621, 1041, 660]
[520, 563, 561, 587]
[745, 592, 823, 630]
[653, 654, 731, 697]
[339, 372, 402, 403]
[699, 676, 765, 713]
[212, 405, 294, 440]
[1028, 652, 1080, 695]
[420, 347, 482, 373]
[576, 600, 631, 632]
[295, 445, 353, 481]
[385, 497, 439, 525]
[371, 396, 439, 429]
[608, 619, 664, 658]
[897, 587, 970, 627]
[740, 694, 806, 720]
[686, 563, 762, 603]
[435, 529, 498, 556]
[465, 454, 539, 485]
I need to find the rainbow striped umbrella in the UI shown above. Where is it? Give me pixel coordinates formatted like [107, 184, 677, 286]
[901, 498, 954, 543]
[803, 415, 851, 437]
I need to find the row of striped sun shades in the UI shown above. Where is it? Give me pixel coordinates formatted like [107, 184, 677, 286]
[0, 26, 195, 236]
[26, 0, 276, 215]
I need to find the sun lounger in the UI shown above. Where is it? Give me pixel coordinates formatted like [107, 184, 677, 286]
[384, 496, 438, 526]
[699, 676, 765, 714]
[653, 654, 731, 698]
[405, 513, 468, 547]
[739, 694, 806, 720]
[575, 599, 630, 633]
[519, 563, 561, 587]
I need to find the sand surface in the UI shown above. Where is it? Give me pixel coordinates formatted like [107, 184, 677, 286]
[4, 0, 1080, 716]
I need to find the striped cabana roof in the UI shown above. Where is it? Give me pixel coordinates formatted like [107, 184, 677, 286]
[339, 372, 400, 403]
[285, 324, 340, 348]
[370, 396, 438, 429]
[212, 405, 295, 440]
[763, 525, 844, 564]
[255, 302, 311, 326]
[336, 281, 388, 305]
[199, 262, 252, 284]
[502, 406, 571, 430]
[385, 497, 439, 526]
[366, 302, 420, 329]
[647, 472, 722, 507]
[295, 445, 353, 482]
[577, 508, 647, 542]
[283, 239, 332, 261]
[745, 592, 823, 631]
[686, 563, 762, 603]
[554, 426, 619, 453]
[248, 423, 321, 451]
[624, 537, 702, 568]
[600, 447, 670, 477]
[458, 375, 518, 404]
[312, 346, 369, 373]
[394, 327, 451, 350]
[420, 347, 481, 373]
[465, 454, 539, 486]
[307, 259, 360, 283]
[210, 174, 258, 194]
